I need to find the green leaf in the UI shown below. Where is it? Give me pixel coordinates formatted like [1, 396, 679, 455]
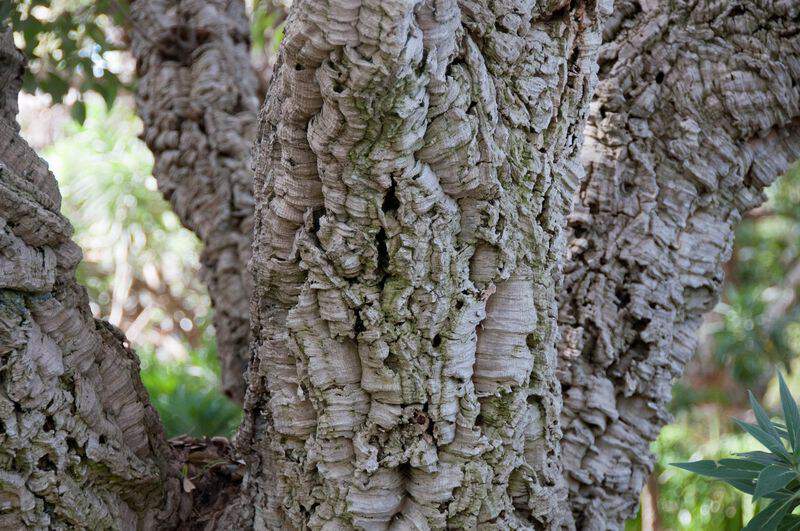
[726, 478, 758, 495]
[672, 460, 760, 480]
[70, 100, 87, 125]
[93, 75, 119, 110]
[779, 373, 800, 454]
[754, 464, 797, 500]
[744, 497, 797, 531]
[0, 1, 13, 26]
[739, 451, 786, 466]
[775, 423, 792, 441]
[40, 73, 69, 104]
[778, 514, 800, 531]
[752, 390, 783, 440]
[720, 458, 768, 471]
[734, 418, 792, 462]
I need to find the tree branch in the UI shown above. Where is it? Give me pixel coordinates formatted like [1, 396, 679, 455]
[557, 1, 800, 526]
[0, 27, 187, 528]
[128, 0, 261, 403]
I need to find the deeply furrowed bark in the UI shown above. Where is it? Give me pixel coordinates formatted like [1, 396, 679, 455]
[233, 0, 609, 528]
[130, 0, 260, 403]
[557, 1, 800, 527]
[0, 29, 186, 529]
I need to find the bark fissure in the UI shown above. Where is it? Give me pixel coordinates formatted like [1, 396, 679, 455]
[235, 0, 609, 528]
[557, 1, 800, 527]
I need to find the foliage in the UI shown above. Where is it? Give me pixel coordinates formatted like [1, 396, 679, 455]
[139, 333, 242, 438]
[672, 374, 800, 530]
[2, 0, 130, 120]
[249, 0, 285, 56]
[624, 414, 752, 530]
[3, 0, 284, 120]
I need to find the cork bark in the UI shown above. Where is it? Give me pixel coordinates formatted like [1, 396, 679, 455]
[7, 0, 800, 528]
[0, 28, 186, 529]
[557, 1, 800, 528]
[234, 0, 609, 528]
[129, 0, 260, 403]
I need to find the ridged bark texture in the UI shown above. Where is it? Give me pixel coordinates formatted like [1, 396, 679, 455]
[236, 0, 609, 528]
[130, 0, 260, 403]
[557, 1, 800, 527]
[0, 29, 186, 529]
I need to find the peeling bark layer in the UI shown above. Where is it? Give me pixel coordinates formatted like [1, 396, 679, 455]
[130, 0, 260, 403]
[557, 1, 800, 527]
[235, 0, 609, 528]
[0, 29, 186, 529]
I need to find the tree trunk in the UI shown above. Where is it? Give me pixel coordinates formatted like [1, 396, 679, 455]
[233, 0, 608, 528]
[0, 28, 186, 529]
[557, 1, 800, 528]
[129, 0, 261, 403]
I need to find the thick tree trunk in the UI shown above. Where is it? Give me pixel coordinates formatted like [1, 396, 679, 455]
[129, 0, 260, 403]
[232, 0, 608, 528]
[557, 1, 800, 528]
[0, 28, 186, 529]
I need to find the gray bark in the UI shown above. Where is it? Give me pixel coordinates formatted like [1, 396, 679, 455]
[233, 0, 608, 528]
[0, 28, 186, 530]
[5, 0, 800, 527]
[557, 1, 800, 528]
[129, 0, 260, 403]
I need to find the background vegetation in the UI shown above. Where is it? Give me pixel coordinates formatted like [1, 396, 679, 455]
[8, 1, 800, 527]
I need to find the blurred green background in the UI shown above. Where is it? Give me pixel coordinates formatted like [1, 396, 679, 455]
[10, 1, 800, 528]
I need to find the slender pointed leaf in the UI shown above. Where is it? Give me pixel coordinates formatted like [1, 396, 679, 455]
[738, 452, 786, 466]
[775, 423, 792, 441]
[723, 478, 757, 495]
[754, 464, 797, 500]
[672, 460, 760, 480]
[751, 390, 783, 440]
[734, 418, 792, 461]
[720, 458, 767, 471]
[779, 373, 800, 454]
[743, 497, 797, 531]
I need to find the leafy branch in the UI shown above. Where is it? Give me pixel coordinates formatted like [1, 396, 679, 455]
[674, 374, 800, 530]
